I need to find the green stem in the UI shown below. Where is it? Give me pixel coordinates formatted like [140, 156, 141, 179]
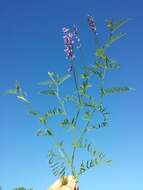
[71, 147, 76, 176]
[48, 73, 67, 115]
[79, 47, 86, 67]
[56, 85, 67, 115]
[78, 109, 95, 143]
[98, 57, 107, 104]
[70, 109, 80, 176]
[72, 63, 81, 104]
[52, 134, 71, 169]
[94, 32, 101, 49]
[45, 121, 71, 170]
[68, 60, 81, 176]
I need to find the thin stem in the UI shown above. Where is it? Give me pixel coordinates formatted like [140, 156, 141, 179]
[98, 56, 107, 104]
[70, 109, 80, 176]
[44, 120, 71, 170]
[56, 85, 67, 115]
[48, 73, 67, 115]
[79, 47, 86, 67]
[58, 143, 71, 165]
[71, 147, 76, 176]
[50, 133, 72, 170]
[72, 64, 81, 104]
[68, 60, 81, 176]
[78, 109, 95, 143]
[93, 32, 101, 49]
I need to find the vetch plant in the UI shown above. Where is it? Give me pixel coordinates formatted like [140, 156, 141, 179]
[6, 15, 132, 188]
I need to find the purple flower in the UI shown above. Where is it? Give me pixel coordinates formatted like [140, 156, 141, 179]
[63, 27, 75, 60]
[63, 25, 82, 61]
[87, 15, 96, 33]
[73, 25, 82, 49]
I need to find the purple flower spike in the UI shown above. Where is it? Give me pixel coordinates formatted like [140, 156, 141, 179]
[73, 25, 82, 49]
[63, 27, 75, 60]
[63, 25, 82, 60]
[87, 15, 96, 33]
[63, 27, 69, 33]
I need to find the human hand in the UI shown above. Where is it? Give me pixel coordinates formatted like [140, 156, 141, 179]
[48, 176, 78, 190]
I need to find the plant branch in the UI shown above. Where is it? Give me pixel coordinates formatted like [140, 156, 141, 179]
[78, 109, 95, 143]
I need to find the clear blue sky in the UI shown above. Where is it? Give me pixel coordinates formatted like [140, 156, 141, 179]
[0, 0, 143, 189]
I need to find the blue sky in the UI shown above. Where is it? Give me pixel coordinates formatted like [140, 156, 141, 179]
[0, 0, 143, 189]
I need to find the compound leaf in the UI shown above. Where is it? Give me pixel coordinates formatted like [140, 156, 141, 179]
[107, 18, 130, 32]
[105, 32, 126, 48]
[37, 128, 53, 136]
[39, 90, 57, 96]
[100, 86, 131, 97]
[58, 74, 71, 85]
